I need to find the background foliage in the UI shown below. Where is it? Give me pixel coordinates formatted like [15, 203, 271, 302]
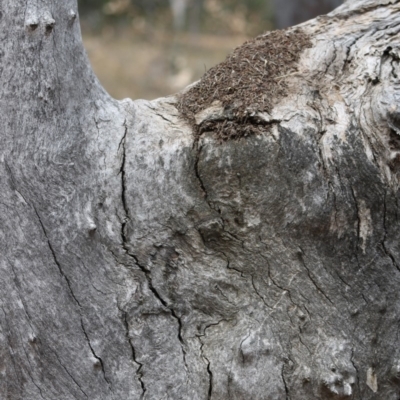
[79, 0, 273, 36]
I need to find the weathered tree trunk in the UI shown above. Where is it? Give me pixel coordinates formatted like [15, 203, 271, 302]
[1, 0, 400, 399]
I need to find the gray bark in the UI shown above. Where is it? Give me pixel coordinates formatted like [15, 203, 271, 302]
[1, 0, 400, 399]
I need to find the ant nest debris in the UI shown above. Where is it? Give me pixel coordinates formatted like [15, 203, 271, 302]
[178, 28, 312, 141]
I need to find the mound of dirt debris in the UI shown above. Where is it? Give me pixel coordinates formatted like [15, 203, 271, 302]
[177, 28, 312, 141]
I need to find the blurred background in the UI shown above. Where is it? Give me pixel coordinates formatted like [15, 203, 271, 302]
[79, 0, 342, 100]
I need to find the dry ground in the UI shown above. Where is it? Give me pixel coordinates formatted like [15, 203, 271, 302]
[83, 29, 249, 101]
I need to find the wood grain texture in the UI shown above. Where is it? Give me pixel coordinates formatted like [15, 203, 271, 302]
[1, 0, 400, 398]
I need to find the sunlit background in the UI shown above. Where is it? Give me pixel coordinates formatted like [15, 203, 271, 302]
[79, 0, 342, 100]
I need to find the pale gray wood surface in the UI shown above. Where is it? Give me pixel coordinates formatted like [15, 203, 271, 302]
[1, 0, 400, 398]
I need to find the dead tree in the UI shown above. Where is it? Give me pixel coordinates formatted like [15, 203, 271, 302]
[169, 0, 189, 31]
[273, 0, 343, 28]
[1, 0, 400, 399]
